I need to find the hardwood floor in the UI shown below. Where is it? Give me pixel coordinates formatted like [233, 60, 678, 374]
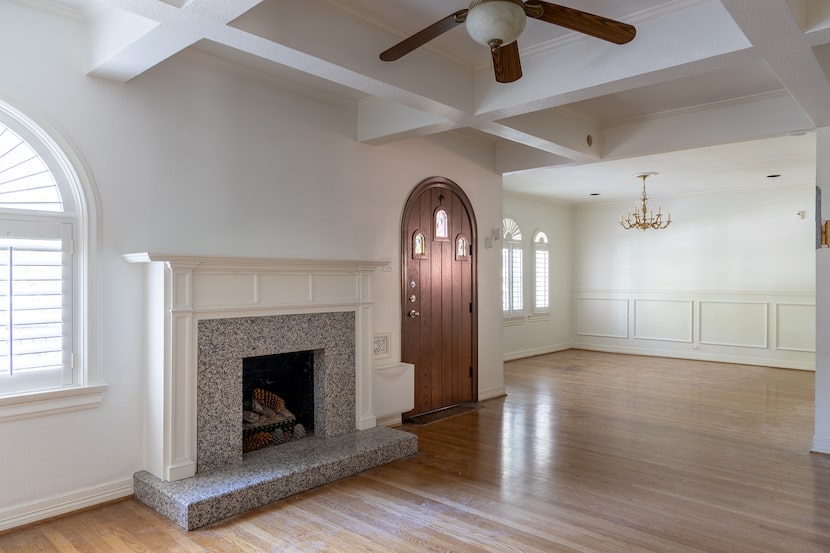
[3, 350, 829, 552]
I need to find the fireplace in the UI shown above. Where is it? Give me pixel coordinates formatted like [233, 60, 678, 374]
[242, 350, 315, 451]
[125, 254, 417, 529]
[196, 311, 358, 472]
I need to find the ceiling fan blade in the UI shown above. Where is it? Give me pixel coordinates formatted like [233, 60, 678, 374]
[492, 41, 523, 83]
[524, 1, 636, 44]
[380, 9, 468, 61]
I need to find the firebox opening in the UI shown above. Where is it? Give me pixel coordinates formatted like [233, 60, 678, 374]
[242, 350, 314, 453]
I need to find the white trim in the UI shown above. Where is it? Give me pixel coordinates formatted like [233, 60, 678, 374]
[775, 302, 816, 353]
[633, 298, 694, 343]
[376, 413, 403, 427]
[0, 384, 107, 422]
[532, 229, 550, 314]
[572, 342, 815, 371]
[126, 254, 384, 482]
[572, 287, 815, 298]
[504, 344, 570, 362]
[122, 252, 389, 272]
[698, 300, 769, 349]
[0, 95, 103, 415]
[478, 385, 507, 401]
[811, 435, 830, 455]
[502, 216, 525, 317]
[0, 477, 132, 532]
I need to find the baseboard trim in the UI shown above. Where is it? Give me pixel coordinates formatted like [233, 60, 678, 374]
[812, 435, 830, 455]
[504, 344, 571, 362]
[479, 385, 507, 401]
[572, 343, 815, 371]
[0, 478, 133, 533]
[376, 413, 403, 427]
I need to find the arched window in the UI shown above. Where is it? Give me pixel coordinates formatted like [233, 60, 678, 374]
[434, 208, 449, 240]
[455, 234, 469, 261]
[502, 217, 523, 317]
[412, 229, 427, 258]
[0, 99, 101, 420]
[533, 231, 549, 313]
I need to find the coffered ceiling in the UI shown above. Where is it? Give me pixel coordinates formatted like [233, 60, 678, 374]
[33, 0, 830, 203]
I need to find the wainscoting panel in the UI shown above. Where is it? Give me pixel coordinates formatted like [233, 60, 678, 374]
[776, 303, 816, 352]
[576, 298, 628, 338]
[699, 301, 768, 349]
[570, 289, 814, 371]
[634, 299, 693, 343]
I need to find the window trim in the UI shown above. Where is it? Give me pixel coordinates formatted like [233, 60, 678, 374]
[0, 97, 103, 421]
[532, 230, 550, 315]
[502, 217, 524, 318]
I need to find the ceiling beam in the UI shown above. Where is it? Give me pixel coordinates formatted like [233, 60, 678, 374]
[602, 92, 814, 160]
[357, 99, 457, 144]
[86, 0, 264, 82]
[721, 0, 830, 127]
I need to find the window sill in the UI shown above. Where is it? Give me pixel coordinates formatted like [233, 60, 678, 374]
[0, 384, 107, 423]
[528, 313, 550, 323]
[503, 315, 526, 327]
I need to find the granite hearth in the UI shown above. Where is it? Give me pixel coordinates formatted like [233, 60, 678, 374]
[134, 426, 415, 530]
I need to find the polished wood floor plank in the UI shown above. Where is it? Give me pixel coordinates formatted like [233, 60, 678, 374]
[2, 350, 829, 552]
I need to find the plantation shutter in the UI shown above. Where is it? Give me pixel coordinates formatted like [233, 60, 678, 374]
[0, 221, 72, 394]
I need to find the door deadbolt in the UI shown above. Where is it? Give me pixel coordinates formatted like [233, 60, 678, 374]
[409, 280, 416, 288]
[409, 295, 416, 302]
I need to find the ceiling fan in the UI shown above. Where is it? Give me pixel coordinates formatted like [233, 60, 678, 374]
[379, 0, 636, 83]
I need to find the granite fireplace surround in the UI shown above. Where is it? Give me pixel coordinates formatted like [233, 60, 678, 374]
[126, 254, 417, 530]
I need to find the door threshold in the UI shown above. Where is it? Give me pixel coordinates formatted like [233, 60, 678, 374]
[403, 401, 480, 426]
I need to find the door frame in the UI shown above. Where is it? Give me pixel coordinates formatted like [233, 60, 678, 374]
[400, 176, 479, 406]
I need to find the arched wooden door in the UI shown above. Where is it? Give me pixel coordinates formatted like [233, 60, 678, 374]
[401, 177, 478, 418]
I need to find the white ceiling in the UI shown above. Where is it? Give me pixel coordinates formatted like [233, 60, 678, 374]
[35, 0, 830, 204]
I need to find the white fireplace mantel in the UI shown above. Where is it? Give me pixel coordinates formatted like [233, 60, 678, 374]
[125, 253, 389, 482]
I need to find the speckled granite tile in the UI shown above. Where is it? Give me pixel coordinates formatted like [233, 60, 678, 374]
[197, 312, 356, 472]
[134, 426, 417, 530]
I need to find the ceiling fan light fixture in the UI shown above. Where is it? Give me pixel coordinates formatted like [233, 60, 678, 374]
[466, 0, 526, 51]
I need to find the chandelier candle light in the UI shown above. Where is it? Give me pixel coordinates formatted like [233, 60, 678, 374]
[620, 172, 671, 230]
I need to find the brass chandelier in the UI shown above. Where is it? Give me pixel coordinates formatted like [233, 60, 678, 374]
[620, 172, 671, 231]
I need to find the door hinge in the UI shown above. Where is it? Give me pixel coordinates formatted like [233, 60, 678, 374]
[469, 302, 473, 313]
[469, 366, 473, 378]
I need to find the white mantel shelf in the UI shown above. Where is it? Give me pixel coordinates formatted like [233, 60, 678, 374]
[124, 253, 389, 482]
[123, 252, 390, 273]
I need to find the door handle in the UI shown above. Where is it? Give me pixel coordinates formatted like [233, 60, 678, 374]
[408, 310, 420, 318]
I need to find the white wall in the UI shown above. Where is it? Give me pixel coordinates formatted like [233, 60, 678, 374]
[502, 194, 572, 359]
[571, 184, 816, 369]
[0, 2, 503, 527]
[504, 182, 815, 369]
[814, 126, 830, 453]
